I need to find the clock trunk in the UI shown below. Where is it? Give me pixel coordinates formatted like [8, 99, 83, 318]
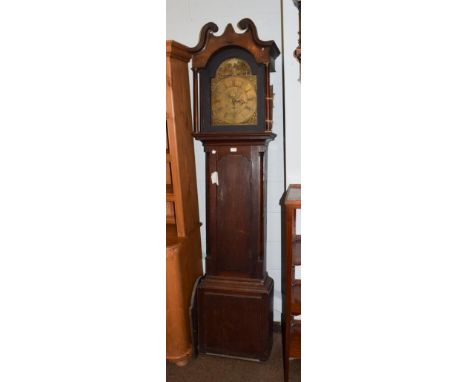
[205, 145, 267, 279]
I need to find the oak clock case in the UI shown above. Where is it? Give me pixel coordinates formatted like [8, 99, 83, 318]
[189, 19, 280, 362]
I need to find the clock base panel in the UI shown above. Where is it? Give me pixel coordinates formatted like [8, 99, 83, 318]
[196, 275, 274, 361]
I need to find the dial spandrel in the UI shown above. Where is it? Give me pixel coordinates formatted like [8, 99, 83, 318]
[211, 58, 257, 126]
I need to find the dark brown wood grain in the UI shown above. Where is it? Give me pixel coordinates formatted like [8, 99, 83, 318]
[192, 20, 278, 362]
[192, 68, 199, 133]
[188, 18, 279, 70]
[197, 276, 273, 361]
[199, 139, 272, 281]
[216, 152, 252, 275]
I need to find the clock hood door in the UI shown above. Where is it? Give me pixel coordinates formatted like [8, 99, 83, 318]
[199, 47, 265, 133]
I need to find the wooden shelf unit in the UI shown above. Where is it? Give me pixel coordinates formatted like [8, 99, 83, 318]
[281, 184, 301, 381]
[166, 40, 203, 367]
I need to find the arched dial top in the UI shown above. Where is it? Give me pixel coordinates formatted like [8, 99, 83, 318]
[211, 58, 257, 126]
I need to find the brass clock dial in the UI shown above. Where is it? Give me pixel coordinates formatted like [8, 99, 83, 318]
[211, 58, 257, 126]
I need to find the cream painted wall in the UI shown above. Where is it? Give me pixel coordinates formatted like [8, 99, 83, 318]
[167, 0, 300, 321]
[282, 0, 301, 186]
[281, 0, 301, 250]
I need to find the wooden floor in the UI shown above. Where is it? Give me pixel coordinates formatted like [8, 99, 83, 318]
[166, 331, 300, 382]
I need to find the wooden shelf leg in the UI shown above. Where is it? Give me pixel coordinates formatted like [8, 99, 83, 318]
[282, 318, 290, 382]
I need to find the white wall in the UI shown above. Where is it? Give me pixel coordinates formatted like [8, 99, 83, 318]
[167, 0, 300, 322]
[282, 0, 302, 186]
[281, 0, 302, 257]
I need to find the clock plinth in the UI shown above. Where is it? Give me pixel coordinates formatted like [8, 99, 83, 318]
[189, 19, 280, 361]
[197, 275, 273, 361]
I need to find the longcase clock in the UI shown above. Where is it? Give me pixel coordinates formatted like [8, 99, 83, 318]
[189, 19, 280, 361]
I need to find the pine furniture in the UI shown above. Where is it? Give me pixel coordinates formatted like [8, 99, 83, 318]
[166, 40, 203, 366]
